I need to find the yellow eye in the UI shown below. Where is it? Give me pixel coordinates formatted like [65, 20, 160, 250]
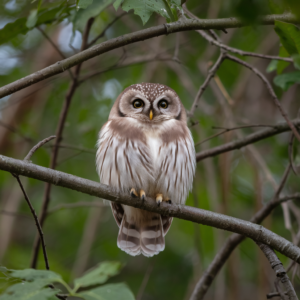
[133, 99, 144, 109]
[158, 100, 168, 109]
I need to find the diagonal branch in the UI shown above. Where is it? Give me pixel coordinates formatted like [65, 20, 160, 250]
[0, 13, 298, 99]
[196, 118, 300, 162]
[189, 164, 292, 300]
[226, 54, 300, 143]
[30, 18, 95, 269]
[11, 174, 50, 270]
[257, 243, 298, 300]
[1, 154, 300, 264]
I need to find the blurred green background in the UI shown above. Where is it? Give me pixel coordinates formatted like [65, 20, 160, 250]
[0, 0, 300, 299]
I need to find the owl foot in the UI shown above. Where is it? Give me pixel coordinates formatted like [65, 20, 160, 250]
[140, 190, 146, 201]
[167, 199, 172, 204]
[156, 194, 163, 206]
[130, 188, 138, 198]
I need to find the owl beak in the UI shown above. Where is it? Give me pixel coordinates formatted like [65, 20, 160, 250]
[149, 110, 153, 120]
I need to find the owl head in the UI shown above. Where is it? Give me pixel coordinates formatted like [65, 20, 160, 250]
[109, 83, 187, 124]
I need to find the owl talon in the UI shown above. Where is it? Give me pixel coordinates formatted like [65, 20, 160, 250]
[167, 200, 172, 204]
[140, 190, 146, 201]
[156, 194, 163, 206]
[130, 188, 138, 198]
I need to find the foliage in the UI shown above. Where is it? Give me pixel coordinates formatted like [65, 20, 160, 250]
[0, 262, 133, 300]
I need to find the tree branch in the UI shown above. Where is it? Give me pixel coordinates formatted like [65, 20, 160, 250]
[0, 155, 300, 263]
[257, 243, 298, 300]
[189, 164, 292, 300]
[11, 174, 50, 270]
[189, 51, 226, 117]
[196, 119, 300, 162]
[24, 135, 56, 162]
[0, 13, 298, 99]
[30, 18, 95, 269]
[226, 54, 300, 143]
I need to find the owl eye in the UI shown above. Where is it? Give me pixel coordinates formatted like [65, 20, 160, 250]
[133, 99, 144, 109]
[158, 100, 168, 109]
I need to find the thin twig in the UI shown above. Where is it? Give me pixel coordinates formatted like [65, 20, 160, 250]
[194, 124, 274, 146]
[24, 136, 56, 162]
[87, 12, 128, 47]
[136, 263, 154, 300]
[189, 164, 292, 300]
[189, 52, 226, 117]
[36, 26, 74, 80]
[78, 54, 179, 84]
[267, 291, 289, 299]
[288, 134, 298, 175]
[47, 143, 95, 154]
[225, 54, 300, 143]
[183, 6, 293, 62]
[30, 17, 95, 269]
[0, 120, 33, 143]
[11, 174, 50, 270]
[257, 243, 298, 300]
[196, 119, 300, 162]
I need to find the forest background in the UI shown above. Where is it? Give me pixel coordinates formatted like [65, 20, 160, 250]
[0, 0, 300, 299]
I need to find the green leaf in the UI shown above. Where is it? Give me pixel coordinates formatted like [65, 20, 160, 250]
[273, 71, 300, 90]
[292, 54, 300, 69]
[274, 21, 300, 55]
[266, 60, 278, 73]
[118, 0, 179, 25]
[0, 280, 59, 300]
[0, 5, 73, 46]
[113, 0, 123, 10]
[277, 45, 290, 74]
[0, 18, 29, 46]
[26, 10, 38, 28]
[72, 0, 114, 32]
[9, 269, 63, 283]
[73, 261, 122, 291]
[79, 283, 135, 300]
[78, 0, 94, 9]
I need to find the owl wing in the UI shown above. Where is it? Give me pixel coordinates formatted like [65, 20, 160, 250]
[156, 128, 196, 205]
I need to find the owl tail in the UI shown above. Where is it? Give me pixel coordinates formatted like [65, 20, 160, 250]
[117, 209, 169, 257]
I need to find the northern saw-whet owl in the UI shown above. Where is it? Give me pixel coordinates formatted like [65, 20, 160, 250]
[96, 83, 196, 257]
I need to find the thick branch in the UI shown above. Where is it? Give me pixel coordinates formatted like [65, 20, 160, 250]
[189, 164, 292, 300]
[0, 13, 298, 99]
[257, 243, 298, 300]
[196, 119, 300, 162]
[1, 154, 300, 263]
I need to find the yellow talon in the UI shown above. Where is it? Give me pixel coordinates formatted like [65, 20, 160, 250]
[130, 188, 138, 198]
[140, 190, 146, 201]
[156, 194, 163, 206]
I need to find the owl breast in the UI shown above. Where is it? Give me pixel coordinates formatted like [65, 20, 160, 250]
[96, 118, 195, 205]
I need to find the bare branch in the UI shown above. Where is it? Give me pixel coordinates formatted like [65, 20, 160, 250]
[257, 243, 298, 300]
[189, 52, 226, 117]
[31, 18, 95, 269]
[226, 54, 300, 143]
[196, 119, 300, 162]
[87, 12, 128, 47]
[0, 13, 298, 99]
[1, 155, 300, 264]
[24, 136, 56, 162]
[11, 174, 50, 270]
[36, 26, 74, 80]
[195, 124, 274, 146]
[189, 164, 292, 300]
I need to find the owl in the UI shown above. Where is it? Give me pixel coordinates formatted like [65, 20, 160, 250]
[96, 83, 195, 257]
